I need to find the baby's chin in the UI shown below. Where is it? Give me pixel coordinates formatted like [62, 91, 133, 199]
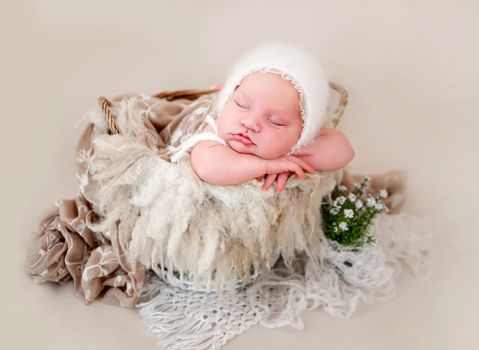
[228, 139, 258, 156]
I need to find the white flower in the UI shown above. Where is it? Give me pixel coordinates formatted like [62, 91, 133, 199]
[344, 209, 354, 218]
[333, 195, 346, 207]
[353, 183, 361, 190]
[374, 203, 383, 211]
[366, 196, 376, 207]
[329, 208, 339, 215]
[338, 185, 347, 192]
[348, 193, 357, 202]
[355, 199, 364, 209]
[379, 189, 388, 198]
[338, 222, 348, 231]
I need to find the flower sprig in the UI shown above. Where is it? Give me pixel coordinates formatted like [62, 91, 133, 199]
[321, 176, 390, 247]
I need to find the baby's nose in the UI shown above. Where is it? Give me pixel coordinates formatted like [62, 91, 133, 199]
[241, 118, 261, 132]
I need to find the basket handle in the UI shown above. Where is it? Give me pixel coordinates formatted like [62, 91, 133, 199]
[98, 88, 216, 135]
[328, 82, 349, 128]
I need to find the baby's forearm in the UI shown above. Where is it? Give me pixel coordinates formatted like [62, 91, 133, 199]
[295, 129, 355, 171]
[191, 141, 267, 186]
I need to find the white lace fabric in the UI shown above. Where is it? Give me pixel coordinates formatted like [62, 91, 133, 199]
[167, 110, 226, 163]
[137, 213, 433, 350]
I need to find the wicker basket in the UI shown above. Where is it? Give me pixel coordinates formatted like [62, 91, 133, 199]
[95, 82, 349, 292]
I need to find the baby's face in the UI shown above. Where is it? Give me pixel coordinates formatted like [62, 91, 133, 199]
[215, 72, 302, 159]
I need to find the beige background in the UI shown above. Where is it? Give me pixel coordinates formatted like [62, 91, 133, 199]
[1, 0, 478, 349]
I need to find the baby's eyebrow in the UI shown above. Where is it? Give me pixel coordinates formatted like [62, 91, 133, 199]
[269, 107, 293, 120]
[234, 91, 293, 122]
[269, 113, 288, 123]
[234, 91, 252, 102]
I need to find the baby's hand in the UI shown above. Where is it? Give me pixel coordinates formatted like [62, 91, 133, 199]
[260, 155, 315, 192]
[267, 155, 314, 178]
[289, 128, 355, 172]
[258, 172, 292, 192]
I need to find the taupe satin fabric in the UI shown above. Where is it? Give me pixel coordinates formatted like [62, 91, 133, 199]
[23, 93, 221, 307]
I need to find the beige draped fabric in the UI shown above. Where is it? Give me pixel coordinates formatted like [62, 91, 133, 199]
[23, 92, 407, 307]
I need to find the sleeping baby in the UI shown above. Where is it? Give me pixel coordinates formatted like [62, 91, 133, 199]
[187, 44, 355, 192]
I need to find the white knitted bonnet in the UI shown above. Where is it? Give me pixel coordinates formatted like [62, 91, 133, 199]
[211, 43, 330, 152]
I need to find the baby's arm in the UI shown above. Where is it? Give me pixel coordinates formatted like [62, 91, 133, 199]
[292, 128, 355, 171]
[191, 141, 266, 185]
[190, 132, 314, 186]
[261, 128, 355, 192]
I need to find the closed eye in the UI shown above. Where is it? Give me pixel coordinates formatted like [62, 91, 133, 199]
[235, 100, 248, 109]
[268, 117, 286, 127]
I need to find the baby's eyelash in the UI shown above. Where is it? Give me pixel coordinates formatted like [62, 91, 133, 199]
[268, 117, 285, 127]
[235, 100, 248, 109]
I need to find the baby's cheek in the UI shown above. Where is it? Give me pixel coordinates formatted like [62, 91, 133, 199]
[260, 140, 289, 159]
[216, 123, 229, 139]
[214, 117, 227, 136]
[277, 133, 299, 154]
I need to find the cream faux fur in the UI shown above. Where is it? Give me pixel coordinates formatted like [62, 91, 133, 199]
[86, 96, 341, 290]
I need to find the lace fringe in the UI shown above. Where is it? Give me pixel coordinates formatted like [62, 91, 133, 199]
[137, 213, 434, 349]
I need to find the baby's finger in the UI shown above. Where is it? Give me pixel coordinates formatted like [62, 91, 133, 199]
[276, 173, 290, 192]
[288, 156, 315, 174]
[290, 163, 305, 180]
[262, 174, 277, 191]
